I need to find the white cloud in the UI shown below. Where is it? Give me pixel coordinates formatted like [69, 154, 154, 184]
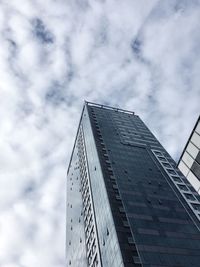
[0, 0, 200, 266]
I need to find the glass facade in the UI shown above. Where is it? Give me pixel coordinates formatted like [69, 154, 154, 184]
[67, 103, 200, 267]
[178, 116, 200, 194]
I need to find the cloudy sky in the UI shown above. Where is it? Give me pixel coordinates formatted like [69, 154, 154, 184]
[0, 0, 200, 266]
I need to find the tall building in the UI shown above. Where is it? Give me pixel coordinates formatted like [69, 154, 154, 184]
[66, 102, 200, 267]
[178, 116, 200, 194]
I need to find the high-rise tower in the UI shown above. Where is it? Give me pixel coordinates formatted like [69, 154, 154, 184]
[66, 102, 200, 267]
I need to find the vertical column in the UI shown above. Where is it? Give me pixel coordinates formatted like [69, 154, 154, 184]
[77, 126, 102, 267]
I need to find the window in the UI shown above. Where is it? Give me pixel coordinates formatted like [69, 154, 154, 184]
[196, 122, 200, 135]
[119, 206, 125, 213]
[154, 151, 162, 156]
[177, 184, 189, 191]
[182, 151, 194, 168]
[167, 169, 176, 175]
[184, 193, 196, 201]
[162, 162, 171, 168]
[128, 236, 135, 244]
[187, 171, 200, 192]
[191, 161, 200, 180]
[187, 142, 198, 158]
[110, 175, 115, 180]
[178, 161, 189, 177]
[138, 228, 159, 235]
[158, 156, 167, 161]
[191, 132, 200, 149]
[192, 203, 200, 211]
[133, 256, 141, 264]
[171, 176, 182, 183]
[123, 220, 129, 227]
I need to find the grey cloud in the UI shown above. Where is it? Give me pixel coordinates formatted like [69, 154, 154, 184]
[23, 181, 36, 196]
[150, 0, 199, 20]
[131, 38, 141, 56]
[45, 80, 77, 107]
[32, 18, 54, 44]
[94, 16, 109, 46]
[45, 81, 66, 105]
[7, 38, 18, 57]
[74, 0, 90, 10]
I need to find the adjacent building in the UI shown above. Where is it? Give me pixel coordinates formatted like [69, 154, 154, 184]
[66, 102, 200, 267]
[178, 116, 200, 194]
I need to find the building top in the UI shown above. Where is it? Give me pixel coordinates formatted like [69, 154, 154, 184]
[85, 101, 135, 115]
[67, 101, 136, 174]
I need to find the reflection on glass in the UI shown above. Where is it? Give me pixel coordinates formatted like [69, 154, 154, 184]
[196, 121, 200, 135]
[187, 171, 200, 192]
[191, 132, 200, 149]
[186, 142, 198, 159]
[178, 161, 189, 177]
[182, 151, 194, 168]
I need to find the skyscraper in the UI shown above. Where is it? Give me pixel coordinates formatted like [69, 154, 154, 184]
[178, 116, 200, 194]
[66, 102, 200, 267]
